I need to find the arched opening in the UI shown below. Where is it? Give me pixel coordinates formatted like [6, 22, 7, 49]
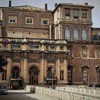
[68, 65, 73, 85]
[29, 66, 39, 85]
[96, 66, 100, 84]
[81, 66, 89, 85]
[12, 66, 20, 78]
[10, 66, 22, 90]
[46, 67, 57, 86]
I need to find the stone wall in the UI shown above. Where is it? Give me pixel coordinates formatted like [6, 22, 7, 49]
[35, 86, 100, 100]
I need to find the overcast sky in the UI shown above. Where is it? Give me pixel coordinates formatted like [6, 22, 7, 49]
[0, 0, 100, 28]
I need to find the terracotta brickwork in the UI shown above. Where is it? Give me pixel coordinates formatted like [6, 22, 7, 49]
[0, 3, 100, 86]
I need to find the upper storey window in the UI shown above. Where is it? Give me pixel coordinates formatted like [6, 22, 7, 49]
[97, 49, 100, 58]
[74, 26, 78, 40]
[73, 9, 79, 19]
[41, 19, 49, 25]
[25, 17, 33, 24]
[65, 8, 70, 18]
[9, 16, 17, 24]
[82, 10, 87, 19]
[82, 48, 87, 58]
[82, 26, 87, 41]
[65, 26, 70, 40]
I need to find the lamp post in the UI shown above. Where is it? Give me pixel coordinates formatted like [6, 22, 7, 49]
[51, 67, 55, 89]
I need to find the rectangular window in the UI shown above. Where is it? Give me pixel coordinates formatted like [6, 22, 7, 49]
[74, 27, 78, 40]
[29, 44, 39, 49]
[82, 48, 87, 58]
[9, 16, 17, 24]
[60, 70, 64, 81]
[48, 45, 55, 50]
[65, 27, 70, 40]
[41, 19, 49, 25]
[65, 8, 70, 17]
[82, 10, 87, 18]
[82, 27, 87, 40]
[73, 9, 79, 19]
[25, 17, 33, 24]
[97, 50, 100, 58]
[12, 44, 20, 50]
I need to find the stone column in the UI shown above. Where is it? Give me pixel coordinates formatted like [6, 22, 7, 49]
[20, 58, 24, 78]
[7, 58, 12, 81]
[56, 57, 60, 82]
[23, 56, 28, 83]
[40, 54, 45, 84]
[63, 58, 68, 83]
[44, 58, 47, 79]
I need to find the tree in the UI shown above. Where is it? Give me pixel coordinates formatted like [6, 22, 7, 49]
[0, 55, 8, 72]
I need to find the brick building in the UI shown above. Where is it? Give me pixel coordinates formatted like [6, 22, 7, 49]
[0, 1, 100, 87]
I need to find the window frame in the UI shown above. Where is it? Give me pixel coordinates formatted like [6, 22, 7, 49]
[65, 8, 70, 18]
[82, 67, 88, 82]
[25, 17, 34, 24]
[8, 16, 17, 24]
[73, 9, 79, 19]
[82, 26, 87, 41]
[65, 26, 70, 40]
[82, 9, 87, 19]
[41, 18, 49, 25]
[97, 49, 100, 58]
[73, 26, 79, 40]
[82, 48, 87, 58]
[29, 44, 39, 49]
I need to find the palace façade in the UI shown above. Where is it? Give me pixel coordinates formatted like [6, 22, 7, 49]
[0, 1, 100, 87]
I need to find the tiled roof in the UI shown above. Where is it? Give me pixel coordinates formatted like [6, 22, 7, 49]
[0, 5, 52, 12]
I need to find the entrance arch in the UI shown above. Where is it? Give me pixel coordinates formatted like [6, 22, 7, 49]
[12, 66, 20, 78]
[28, 65, 39, 85]
[68, 65, 73, 85]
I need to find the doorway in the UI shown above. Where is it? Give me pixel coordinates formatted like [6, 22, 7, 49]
[29, 66, 39, 85]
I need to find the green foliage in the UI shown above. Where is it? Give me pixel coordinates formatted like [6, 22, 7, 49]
[0, 55, 8, 72]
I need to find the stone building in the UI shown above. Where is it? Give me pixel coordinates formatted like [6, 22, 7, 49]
[0, 1, 100, 87]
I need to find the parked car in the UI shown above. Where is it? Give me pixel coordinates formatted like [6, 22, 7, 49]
[0, 86, 8, 95]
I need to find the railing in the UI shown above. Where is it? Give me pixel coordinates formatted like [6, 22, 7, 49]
[35, 86, 100, 100]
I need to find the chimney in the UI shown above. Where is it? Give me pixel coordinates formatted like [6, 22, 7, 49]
[85, 2, 88, 5]
[45, 3, 47, 10]
[9, 0, 12, 7]
[55, 3, 57, 7]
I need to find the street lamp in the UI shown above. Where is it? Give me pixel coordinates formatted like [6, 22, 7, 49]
[51, 67, 55, 89]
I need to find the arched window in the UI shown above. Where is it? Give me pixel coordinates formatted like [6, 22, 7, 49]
[82, 26, 87, 40]
[29, 66, 39, 85]
[65, 26, 70, 40]
[12, 67, 20, 78]
[82, 66, 89, 82]
[68, 65, 73, 84]
[60, 70, 64, 80]
[74, 26, 78, 40]
[47, 67, 55, 78]
[2, 70, 6, 80]
[96, 66, 100, 83]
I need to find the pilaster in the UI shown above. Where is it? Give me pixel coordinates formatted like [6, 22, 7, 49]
[7, 58, 12, 81]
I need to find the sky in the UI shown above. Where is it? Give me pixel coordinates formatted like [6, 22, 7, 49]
[0, 0, 100, 28]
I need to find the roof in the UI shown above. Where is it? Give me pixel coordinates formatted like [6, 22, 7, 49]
[0, 5, 52, 12]
[53, 3, 94, 13]
[92, 27, 100, 30]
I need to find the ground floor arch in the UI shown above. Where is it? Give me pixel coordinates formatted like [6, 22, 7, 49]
[28, 65, 39, 85]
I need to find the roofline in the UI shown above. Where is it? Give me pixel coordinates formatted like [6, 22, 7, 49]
[0, 5, 52, 13]
[53, 3, 94, 13]
[92, 27, 100, 30]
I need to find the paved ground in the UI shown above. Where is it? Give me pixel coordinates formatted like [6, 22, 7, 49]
[0, 90, 57, 100]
